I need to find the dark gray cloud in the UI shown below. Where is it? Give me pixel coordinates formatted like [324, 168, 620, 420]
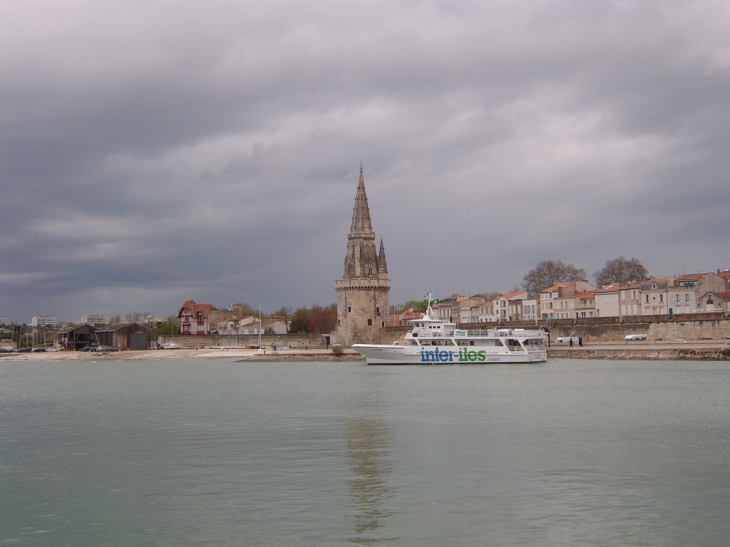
[2, 0, 730, 323]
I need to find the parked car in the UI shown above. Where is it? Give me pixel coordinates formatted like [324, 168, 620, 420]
[95, 345, 120, 352]
[625, 334, 648, 341]
[79, 344, 99, 352]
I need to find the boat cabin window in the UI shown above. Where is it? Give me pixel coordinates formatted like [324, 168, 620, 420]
[425, 339, 454, 346]
[456, 339, 501, 346]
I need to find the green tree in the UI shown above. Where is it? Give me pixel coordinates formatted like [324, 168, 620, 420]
[230, 303, 256, 318]
[289, 307, 313, 333]
[475, 292, 501, 301]
[522, 260, 586, 298]
[593, 257, 648, 287]
[396, 299, 428, 313]
[154, 315, 180, 337]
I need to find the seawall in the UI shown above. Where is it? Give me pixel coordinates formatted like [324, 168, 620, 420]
[549, 346, 730, 361]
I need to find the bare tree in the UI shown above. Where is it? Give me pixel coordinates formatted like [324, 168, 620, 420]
[124, 312, 145, 323]
[593, 257, 648, 287]
[522, 260, 587, 298]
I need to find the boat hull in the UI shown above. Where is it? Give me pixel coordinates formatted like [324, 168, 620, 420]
[352, 344, 547, 365]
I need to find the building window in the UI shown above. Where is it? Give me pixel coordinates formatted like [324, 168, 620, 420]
[348, 306, 351, 313]
[685, 294, 689, 303]
[368, 319, 372, 326]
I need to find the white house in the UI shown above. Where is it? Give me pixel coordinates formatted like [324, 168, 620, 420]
[594, 283, 620, 318]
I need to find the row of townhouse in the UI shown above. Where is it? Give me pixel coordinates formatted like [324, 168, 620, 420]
[212, 315, 288, 335]
[433, 271, 730, 324]
[177, 300, 288, 335]
[430, 291, 541, 323]
[178, 270, 730, 334]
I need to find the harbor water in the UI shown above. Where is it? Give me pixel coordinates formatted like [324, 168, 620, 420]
[1, 358, 729, 546]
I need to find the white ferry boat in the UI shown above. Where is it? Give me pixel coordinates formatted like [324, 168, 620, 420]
[352, 299, 549, 365]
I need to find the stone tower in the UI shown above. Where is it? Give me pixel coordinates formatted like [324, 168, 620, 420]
[335, 167, 391, 346]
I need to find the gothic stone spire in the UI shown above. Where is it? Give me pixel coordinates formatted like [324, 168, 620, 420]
[349, 166, 374, 237]
[343, 167, 384, 278]
[378, 238, 388, 275]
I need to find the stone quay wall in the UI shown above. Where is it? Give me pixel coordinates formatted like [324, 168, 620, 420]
[378, 315, 730, 344]
[549, 347, 730, 361]
[158, 333, 328, 349]
[539, 315, 730, 342]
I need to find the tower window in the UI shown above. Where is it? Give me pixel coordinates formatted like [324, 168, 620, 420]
[368, 319, 372, 326]
[348, 306, 351, 313]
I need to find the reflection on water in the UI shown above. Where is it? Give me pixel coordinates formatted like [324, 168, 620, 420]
[346, 417, 394, 544]
[343, 370, 398, 546]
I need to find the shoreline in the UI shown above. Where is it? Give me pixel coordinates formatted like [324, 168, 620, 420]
[2, 341, 730, 362]
[0, 347, 364, 362]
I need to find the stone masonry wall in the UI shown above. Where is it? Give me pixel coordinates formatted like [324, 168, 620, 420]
[158, 333, 327, 348]
[377, 318, 730, 344]
[336, 285, 389, 346]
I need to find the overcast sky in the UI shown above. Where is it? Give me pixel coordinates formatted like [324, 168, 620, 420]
[2, 0, 730, 323]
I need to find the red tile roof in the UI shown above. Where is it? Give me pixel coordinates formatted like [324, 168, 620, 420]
[177, 300, 218, 318]
[499, 290, 527, 300]
[595, 283, 620, 293]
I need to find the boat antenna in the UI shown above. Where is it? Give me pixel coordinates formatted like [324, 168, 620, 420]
[425, 290, 434, 318]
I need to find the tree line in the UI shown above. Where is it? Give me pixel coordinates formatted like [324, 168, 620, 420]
[391, 256, 649, 312]
[521, 256, 649, 298]
[149, 304, 338, 336]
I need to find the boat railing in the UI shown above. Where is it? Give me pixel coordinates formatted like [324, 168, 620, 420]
[453, 329, 549, 338]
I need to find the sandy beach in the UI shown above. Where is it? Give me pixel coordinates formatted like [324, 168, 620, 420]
[0, 347, 363, 362]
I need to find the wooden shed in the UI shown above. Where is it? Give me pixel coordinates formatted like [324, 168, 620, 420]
[59, 324, 98, 350]
[96, 323, 154, 351]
